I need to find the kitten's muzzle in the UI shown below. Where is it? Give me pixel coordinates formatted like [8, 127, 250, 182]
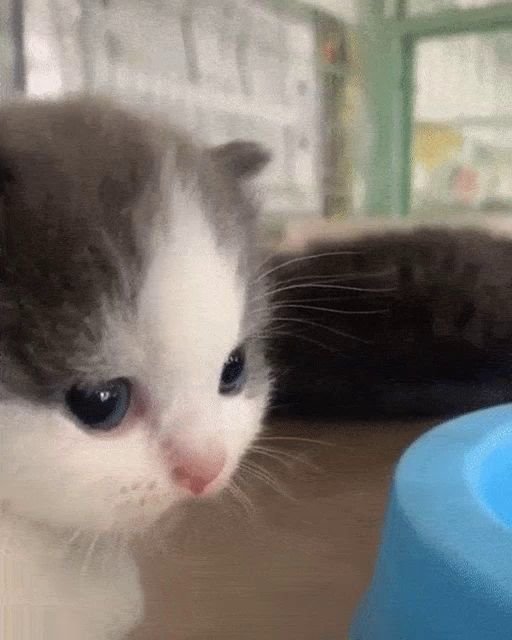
[160, 438, 226, 496]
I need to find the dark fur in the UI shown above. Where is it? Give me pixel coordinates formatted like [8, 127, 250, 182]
[0, 96, 268, 400]
[266, 227, 512, 419]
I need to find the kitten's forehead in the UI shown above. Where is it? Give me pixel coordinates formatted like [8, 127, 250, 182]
[0, 96, 262, 397]
[137, 184, 245, 391]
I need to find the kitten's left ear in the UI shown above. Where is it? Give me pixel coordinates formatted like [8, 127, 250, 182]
[210, 140, 271, 179]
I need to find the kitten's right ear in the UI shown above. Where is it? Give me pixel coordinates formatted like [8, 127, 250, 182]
[210, 140, 271, 180]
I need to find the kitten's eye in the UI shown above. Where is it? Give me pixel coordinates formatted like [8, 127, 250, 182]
[65, 378, 132, 431]
[219, 347, 246, 395]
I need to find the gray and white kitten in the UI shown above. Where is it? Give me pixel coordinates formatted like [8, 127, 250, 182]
[0, 96, 271, 639]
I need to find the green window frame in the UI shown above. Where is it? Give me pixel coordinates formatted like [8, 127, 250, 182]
[363, 1, 512, 217]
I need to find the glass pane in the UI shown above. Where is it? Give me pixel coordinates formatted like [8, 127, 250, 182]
[409, 0, 512, 16]
[411, 31, 512, 216]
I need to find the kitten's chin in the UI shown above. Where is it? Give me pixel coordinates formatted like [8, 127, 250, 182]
[115, 475, 234, 537]
[111, 488, 215, 536]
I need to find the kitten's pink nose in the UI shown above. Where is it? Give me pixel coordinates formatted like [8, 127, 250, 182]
[171, 459, 224, 496]
[160, 435, 226, 495]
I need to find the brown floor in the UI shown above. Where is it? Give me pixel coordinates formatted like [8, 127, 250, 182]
[129, 418, 435, 640]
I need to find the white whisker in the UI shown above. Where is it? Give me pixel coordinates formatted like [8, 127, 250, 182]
[228, 479, 257, 520]
[268, 315, 371, 344]
[263, 268, 396, 288]
[79, 531, 102, 578]
[250, 444, 320, 471]
[65, 528, 84, 547]
[259, 435, 334, 447]
[252, 282, 396, 304]
[268, 294, 386, 304]
[239, 460, 297, 502]
[253, 250, 362, 285]
[266, 328, 346, 354]
[269, 302, 391, 316]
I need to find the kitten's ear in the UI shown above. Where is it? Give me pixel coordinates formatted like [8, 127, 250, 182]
[210, 140, 271, 179]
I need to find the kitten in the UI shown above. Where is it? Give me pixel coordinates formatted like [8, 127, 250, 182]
[267, 226, 512, 419]
[0, 96, 271, 639]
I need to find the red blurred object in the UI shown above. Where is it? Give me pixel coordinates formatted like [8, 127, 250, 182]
[323, 41, 337, 64]
[453, 166, 479, 205]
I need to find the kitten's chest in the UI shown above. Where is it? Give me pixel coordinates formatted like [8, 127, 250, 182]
[0, 521, 143, 639]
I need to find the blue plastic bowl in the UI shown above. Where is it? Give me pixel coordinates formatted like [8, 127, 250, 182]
[350, 403, 512, 640]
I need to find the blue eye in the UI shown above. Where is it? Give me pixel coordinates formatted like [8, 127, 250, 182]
[65, 378, 132, 431]
[219, 348, 246, 395]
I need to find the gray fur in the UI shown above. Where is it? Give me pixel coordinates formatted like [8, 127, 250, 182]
[0, 95, 270, 400]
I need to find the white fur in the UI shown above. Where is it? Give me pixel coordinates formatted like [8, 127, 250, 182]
[0, 186, 267, 638]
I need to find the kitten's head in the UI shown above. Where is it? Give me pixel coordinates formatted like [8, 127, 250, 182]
[0, 96, 271, 534]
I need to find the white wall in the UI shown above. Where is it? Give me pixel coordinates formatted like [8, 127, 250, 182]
[22, 0, 334, 219]
[415, 33, 512, 129]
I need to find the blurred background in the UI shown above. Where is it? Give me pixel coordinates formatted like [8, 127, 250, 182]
[1, 0, 511, 239]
